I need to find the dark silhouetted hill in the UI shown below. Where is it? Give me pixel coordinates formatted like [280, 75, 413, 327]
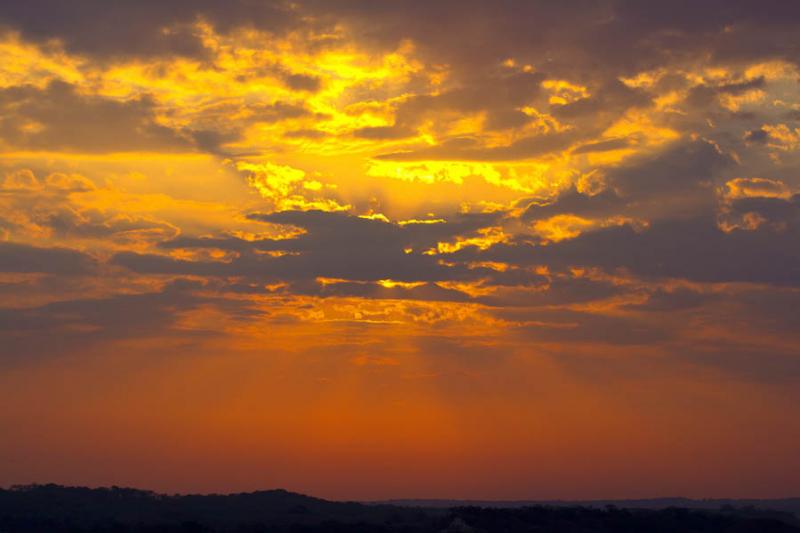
[1, 484, 798, 532]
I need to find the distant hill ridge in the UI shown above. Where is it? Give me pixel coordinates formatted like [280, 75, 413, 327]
[1, 484, 798, 532]
[0, 483, 401, 524]
[378, 496, 800, 514]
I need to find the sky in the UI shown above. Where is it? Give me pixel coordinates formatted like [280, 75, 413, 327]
[1, 0, 799, 501]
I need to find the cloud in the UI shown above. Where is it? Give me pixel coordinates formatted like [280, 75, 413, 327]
[571, 137, 635, 154]
[239, 161, 350, 212]
[379, 132, 579, 162]
[523, 187, 628, 221]
[609, 140, 731, 199]
[684, 76, 766, 109]
[112, 210, 508, 288]
[0, 3, 798, 397]
[624, 287, 710, 312]
[5, 1, 800, 80]
[0, 241, 96, 275]
[521, 140, 733, 226]
[0, 168, 179, 245]
[0, 279, 240, 362]
[371, 76, 653, 163]
[0, 1, 301, 59]
[0, 81, 189, 153]
[744, 128, 770, 143]
[477, 273, 625, 308]
[456, 214, 800, 286]
[723, 177, 792, 200]
[718, 193, 800, 231]
[551, 79, 650, 120]
[503, 307, 672, 346]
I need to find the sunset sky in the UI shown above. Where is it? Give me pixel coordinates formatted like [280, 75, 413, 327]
[1, 1, 799, 500]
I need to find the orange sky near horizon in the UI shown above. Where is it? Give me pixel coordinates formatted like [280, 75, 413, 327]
[1, 0, 799, 500]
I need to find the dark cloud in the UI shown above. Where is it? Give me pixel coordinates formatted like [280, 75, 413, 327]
[502, 307, 672, 346]
[353, 125, 417, 140]
[0, 81, 189, 153]
[522, 140, 732, 223]
[112, 251, 223, 277]
[523, 187, 627, 221]
[307, 0, 800, 86]
[188, 129, 242, 155]
[372, 77, 651, 161]
[609, 140, 731, 199]
[0, 241, 96, 275]
[552, 79, 650, 120]
[184, 101, 320, 155]
[281, 72, 322, 92]
[783, 109, 800, 122]
[114, 210, 505, 285]
[0, 280, 244, 362]
[685, 76, 766, 108]
[283, 128, 328, 139]
[0, 280, 197, 334]
[396, 72, 545, 124]
[252, 101, 314, 123]
[235, 63, 323, 92]
[45, 208, 179, 243]
[0, 1, 300, 60]
[571, 137, 634, 154]
[4, 1, 800, 75]
[744, 128, 769, 144]
[456, 215, 800, 286]
[478, 274, 625, 307]
[289, 279, 472, 303]
[485, 109, 533, 131]
[720, 193, 800, 230]
[624, 287, 710, 312]
[122, 210, 638, 308]
[360, 71, 546, 144]
[0, 81, 315, 156]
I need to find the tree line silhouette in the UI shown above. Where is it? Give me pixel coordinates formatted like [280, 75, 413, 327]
[1, 484, 798, 532]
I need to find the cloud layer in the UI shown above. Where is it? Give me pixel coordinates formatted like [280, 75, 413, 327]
[1, 0, 799, 499]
